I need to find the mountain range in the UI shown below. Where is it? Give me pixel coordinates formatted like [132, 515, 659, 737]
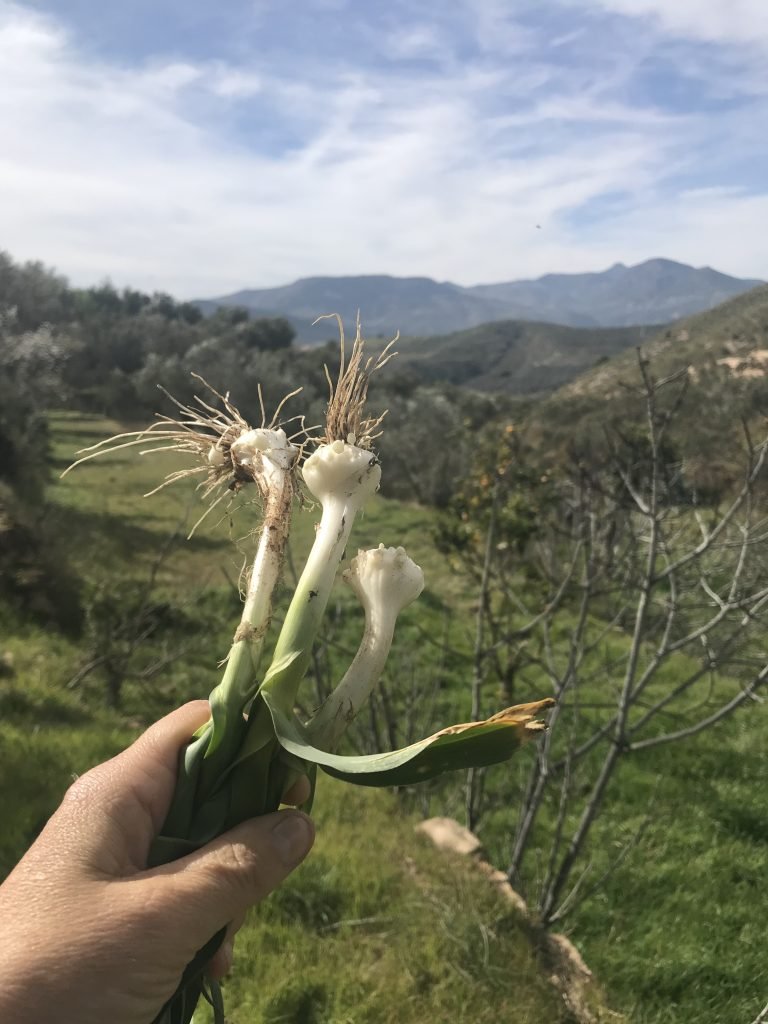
[197, 259, 763, 343]
[380, 280, 768, 397]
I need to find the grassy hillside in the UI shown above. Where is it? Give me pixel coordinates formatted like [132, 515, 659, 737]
[558, 282, 768, 399]
[381, 319, 654, 394]
[520, 284, 768, 496]
[3, 413, 768, 1023]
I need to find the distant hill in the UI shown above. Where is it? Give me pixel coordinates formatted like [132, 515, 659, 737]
[467, 259, 763, 328]
[195, 275, 514, 343]
[381, 319, 655, 395]
[197, 260, 763, 342]
[523, 283, 768, 495]
[555, 282, 768, 400]
[373, 281, 768, 397]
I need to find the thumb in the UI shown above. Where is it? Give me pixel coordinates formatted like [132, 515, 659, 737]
[147, 810, 314, 948]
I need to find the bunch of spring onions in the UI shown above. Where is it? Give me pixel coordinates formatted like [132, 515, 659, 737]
[67, 327, 553, 1024]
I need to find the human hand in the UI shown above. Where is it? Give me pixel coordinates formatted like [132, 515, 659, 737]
[0, 700, 315, 1024]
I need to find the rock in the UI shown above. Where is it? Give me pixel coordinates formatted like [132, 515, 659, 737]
[475, 860, 528, 916]
[414, 816, 612, 1023]
[415, 817, 483, 857]
[547, 932, 593, 980]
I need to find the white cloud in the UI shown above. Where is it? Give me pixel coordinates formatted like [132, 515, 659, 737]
[384, 23, 450, 61]
[0, 0, 766, 299]
[140, 63, 203, 92]
[463, 0, 540, 55]
[568, 187, 768, 279]
[209, 68, 262, 98]
[585, 0, 768, 48]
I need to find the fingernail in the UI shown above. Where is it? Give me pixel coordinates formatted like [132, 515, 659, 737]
[271, 812, 314, 867]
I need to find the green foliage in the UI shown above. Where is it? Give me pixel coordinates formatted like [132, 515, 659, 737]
[376, 385, 507, 506]
[0, 317, 63, 499]
[434, 422, 557, 560]
[0, 251, 71, 330]
[75, 571, 215, 709]
[413, 381, 768, 1024]
[0, 488, 83, 631]
[0, 250, 302, 429]
[0, 308, 83, 628]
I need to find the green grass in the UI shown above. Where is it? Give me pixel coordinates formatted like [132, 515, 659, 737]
[571, 721, 768, 1024]
[202, 776, 571, 1024]
[5, 411, 767, 1023]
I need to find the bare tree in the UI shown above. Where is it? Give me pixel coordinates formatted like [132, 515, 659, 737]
[451, 355, 768, 926]
[66, 532, 198, 709]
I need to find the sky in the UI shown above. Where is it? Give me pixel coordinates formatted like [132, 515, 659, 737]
[1, 0, 768, 297]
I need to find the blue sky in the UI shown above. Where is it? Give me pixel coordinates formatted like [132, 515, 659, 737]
[2, 0, 767, 296]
